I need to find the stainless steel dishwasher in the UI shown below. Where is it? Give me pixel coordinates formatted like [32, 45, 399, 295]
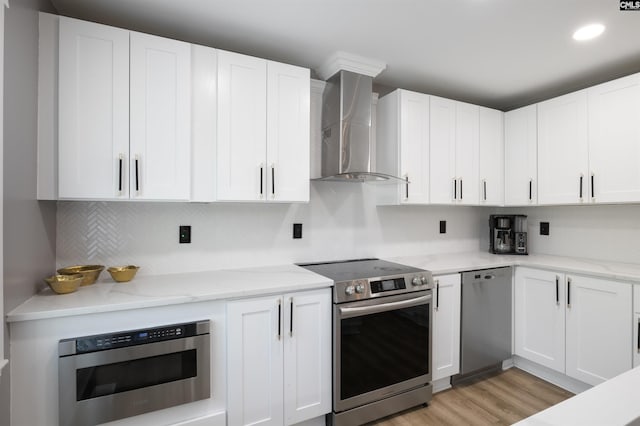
[453, 267, 512, 383]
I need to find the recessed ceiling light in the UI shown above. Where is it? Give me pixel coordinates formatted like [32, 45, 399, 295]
[573, 23, 605, 41]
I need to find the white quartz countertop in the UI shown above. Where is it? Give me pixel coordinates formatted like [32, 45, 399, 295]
[391, 252, 640, 282]
[514, 365, 640, 426]
[6, 264, 332, 322]
[9, 252, 640, 323]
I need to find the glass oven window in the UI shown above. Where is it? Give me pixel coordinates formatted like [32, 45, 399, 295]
[76, 349, 197, 401]
[340, 303, 429, 400]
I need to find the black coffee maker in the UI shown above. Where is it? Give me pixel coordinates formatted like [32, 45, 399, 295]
[489, 215, 528, 255]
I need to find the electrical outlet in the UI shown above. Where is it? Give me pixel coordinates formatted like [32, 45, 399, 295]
[540, 222, 550, 236]
[293, 223, 303, 239]
[439, 221, 446, 234]
[179, 225, 191, 243]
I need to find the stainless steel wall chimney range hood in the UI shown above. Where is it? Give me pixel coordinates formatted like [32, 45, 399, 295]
[314, 68, 406, 184]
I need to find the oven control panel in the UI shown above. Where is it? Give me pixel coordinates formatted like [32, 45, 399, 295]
[335, 273, 433, 303]
[59, 320, 210, 356]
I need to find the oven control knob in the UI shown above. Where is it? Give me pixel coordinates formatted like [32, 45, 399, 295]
[345, 285, 355, 295]
[355, 284, 365, 294]
[420, 276, 428, 285]
[412, 277, 421, 286]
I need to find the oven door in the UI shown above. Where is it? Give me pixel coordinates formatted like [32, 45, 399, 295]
[59, 334, 210, 426]
[334, 291, 432, 413]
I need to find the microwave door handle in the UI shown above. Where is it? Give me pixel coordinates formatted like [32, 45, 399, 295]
[339, 294, 432, 319]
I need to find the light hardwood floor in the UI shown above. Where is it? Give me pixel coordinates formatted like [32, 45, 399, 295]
[370, 368, 574, 425]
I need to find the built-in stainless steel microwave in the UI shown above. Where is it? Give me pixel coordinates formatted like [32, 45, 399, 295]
[58, 320, 210, 426]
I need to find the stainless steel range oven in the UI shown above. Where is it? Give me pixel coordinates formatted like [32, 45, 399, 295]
[58, 320, 210, 426]
[298, 259, 433, 426]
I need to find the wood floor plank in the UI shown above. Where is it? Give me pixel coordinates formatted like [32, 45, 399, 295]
[369, 368, 574, 426]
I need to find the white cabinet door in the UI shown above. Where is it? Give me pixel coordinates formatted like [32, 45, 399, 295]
[479, 107, 504, 205]
[283, 289, 331, 425]
[588, 73, 640, 203]
[565, 275, 632, 386]
[504, 105, 537, 206]
[58, 17, 130, 199]
[217, 50, 267, 201]
[130, 32, 191, 200]
[432, 274, 461, 381]
[455, 102, 479, 205]
[399, 90, 430, 204]
[266, 61, 310, 203]
[227, 296, 284, 426]
[514, 268, 565, 373]
[429, 96, 456, 204]
[537, 90, 589, 205]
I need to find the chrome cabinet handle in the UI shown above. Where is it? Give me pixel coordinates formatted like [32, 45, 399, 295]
[118, 154, 124, 193]
[277, 299, 282, 340]
[271, 164, 275, 198]
[134, 155, 140, 193]
[555, 276, 560, 305]
[289, 297, 293, 337]
[567, 277, 571, 308]
[435, 280, 440, 311]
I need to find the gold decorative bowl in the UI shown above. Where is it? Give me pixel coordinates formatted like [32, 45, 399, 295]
[107, 265, 140, 282]
[57, 265, 105, 286]
[45, 274, 83, 294]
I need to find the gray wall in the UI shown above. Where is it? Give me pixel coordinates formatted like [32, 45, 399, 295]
[2, 0, 57, 424]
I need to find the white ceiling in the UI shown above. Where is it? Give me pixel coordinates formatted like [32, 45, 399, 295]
[50, 0, 640, 110]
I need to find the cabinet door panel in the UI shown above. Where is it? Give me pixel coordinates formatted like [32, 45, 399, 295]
[429, 96, 456, 204]
[456, 102, 479, 205]
[217, 51, 267, 201]
[266, 62, 310, 203]
[400, 90, 430, 204]
[565, 275, 632, 386]
[227, 296, 284, 426]
[433, 274, 461, 380]
[505, 105, 537, 206]
[537, 91, 588, 205]
[283, 289, 331, 425]
[130, 32, 191, 200]
[479, 107, 504, 205]
[588, 73, 640, 203]
[58, 17, 129, 199]
[514, 268, 565, 372]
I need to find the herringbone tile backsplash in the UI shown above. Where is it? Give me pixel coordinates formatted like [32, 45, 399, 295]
[56, 184, 483, 277]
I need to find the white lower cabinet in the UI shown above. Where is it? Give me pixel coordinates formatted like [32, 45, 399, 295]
[226, 288, 331, 426]
[432, 273, 461, 381]
[515, 267, 632, 386]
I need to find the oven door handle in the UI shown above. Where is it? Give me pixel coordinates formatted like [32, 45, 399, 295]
[339, 294, 432, 319]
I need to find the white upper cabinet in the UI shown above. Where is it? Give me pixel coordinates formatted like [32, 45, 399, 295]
[130, 32, 191, 200]
[57, 17, 191, 201]
[58, 17, 130, 199]
[217, 51, 267, 201]
[266, 61, 310, 202]
[588, 73, 640, 203]
[504, 105, 537, 206]
[376, 89, 430, 205]
[430, 97, 479, 205]
[216, 50, 310, 202]
[537, 90, 589, 205]
[479, 107, 504, 205]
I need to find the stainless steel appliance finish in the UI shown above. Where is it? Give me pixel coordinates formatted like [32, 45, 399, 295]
[298, 259, 433, 426]
[489, 214, 528, 255]
[316, 70, 406, 183]
[58, 321, 210, 426]
[455, 268, 512, 382]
